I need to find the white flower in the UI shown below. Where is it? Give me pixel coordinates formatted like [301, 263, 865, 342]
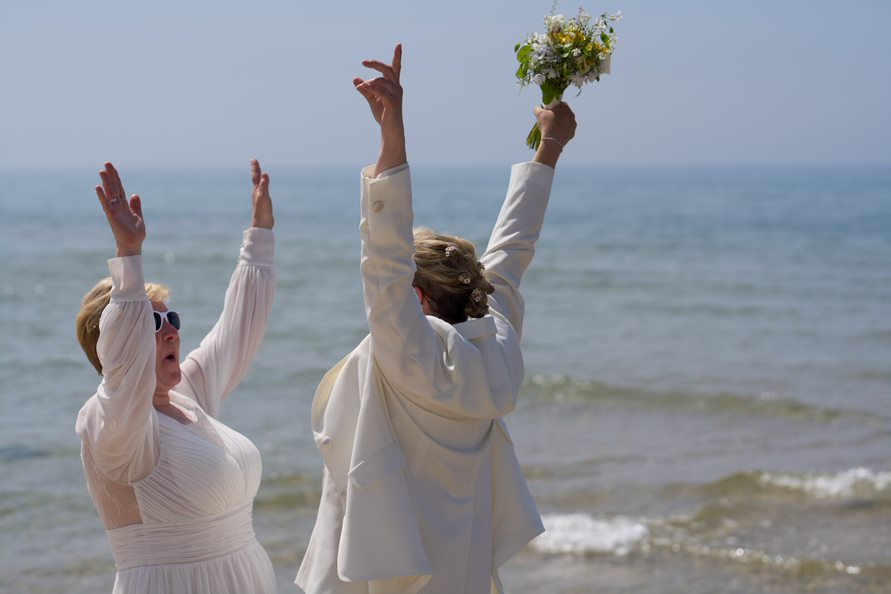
[572, 48, 581, 57]
[599, 53, 611, 75]
[545, 14, 565, 33]
[532, 73, 546, 85]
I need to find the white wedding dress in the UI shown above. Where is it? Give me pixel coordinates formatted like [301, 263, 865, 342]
[76, 228, 277, 594]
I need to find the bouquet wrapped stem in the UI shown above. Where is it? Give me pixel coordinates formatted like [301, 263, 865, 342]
[516, 8, 620, 149]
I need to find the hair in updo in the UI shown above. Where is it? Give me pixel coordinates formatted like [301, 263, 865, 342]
[76, 277, 170, 374]
[412, 228, 495, 325]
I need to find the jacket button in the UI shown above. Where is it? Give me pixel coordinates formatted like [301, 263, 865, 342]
[371, 200, 384, 213]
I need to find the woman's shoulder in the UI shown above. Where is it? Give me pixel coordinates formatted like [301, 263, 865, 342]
[74, 393, 101, 438]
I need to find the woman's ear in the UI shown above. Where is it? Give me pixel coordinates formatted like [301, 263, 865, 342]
[413, 286, 435, 316]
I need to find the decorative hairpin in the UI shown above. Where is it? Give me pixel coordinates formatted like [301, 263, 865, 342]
[471, 288, 483, 302]
[458, 272, 471, 285]
[444, 245, 457, 258]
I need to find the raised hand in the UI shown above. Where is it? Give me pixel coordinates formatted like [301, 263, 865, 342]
[532, 102, 578, 169]
[249, 159, 274, 229]
[353, 43, 403, 135]
[353, 43, 407, 175]
[95, 162, 145, 257]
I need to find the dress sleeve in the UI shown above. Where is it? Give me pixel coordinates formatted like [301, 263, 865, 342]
[480, 162, 555, 338]
[75, 256, 159, 484]
[177, 228, 275, 418]
[360, 165, 510, 417]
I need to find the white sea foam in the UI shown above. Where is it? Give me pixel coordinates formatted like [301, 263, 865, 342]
[532, 513, 648, 556]
[758, 467, 891, 499]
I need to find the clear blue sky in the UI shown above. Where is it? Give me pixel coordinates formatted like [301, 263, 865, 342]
[1, 0, 889, 169]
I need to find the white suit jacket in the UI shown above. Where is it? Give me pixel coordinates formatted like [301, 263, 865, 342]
[296, 162, 555, 594]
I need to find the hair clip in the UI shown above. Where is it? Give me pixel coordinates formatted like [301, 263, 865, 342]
[458, 272, 471, 285]
[444, 245, 457, 258]
[471, 288, 483, 302]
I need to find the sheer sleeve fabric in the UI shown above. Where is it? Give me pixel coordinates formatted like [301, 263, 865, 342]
[75, 256, 159, 484]
[177, 228, 275, 418]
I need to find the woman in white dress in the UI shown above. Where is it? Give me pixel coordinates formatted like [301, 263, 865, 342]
[296, 45, 577, 593]
[75, 160, 277, 594]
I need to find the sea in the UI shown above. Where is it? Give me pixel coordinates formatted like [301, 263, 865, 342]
[1, 164, 889, 594]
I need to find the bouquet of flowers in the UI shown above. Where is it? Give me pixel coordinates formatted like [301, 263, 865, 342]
[515, 7, 621, 149]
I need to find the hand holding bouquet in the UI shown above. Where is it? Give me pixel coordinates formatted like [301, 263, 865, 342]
[515, 7, 621, 149]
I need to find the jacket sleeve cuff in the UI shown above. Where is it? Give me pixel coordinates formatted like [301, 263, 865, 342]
[239, 227, 274, 265]
[361, 163, 409, 180]
[512, 161, 556, 186]
[106, 256, 147, 302]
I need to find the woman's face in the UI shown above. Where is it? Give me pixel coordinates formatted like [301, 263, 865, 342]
[152, 301, 182, 395]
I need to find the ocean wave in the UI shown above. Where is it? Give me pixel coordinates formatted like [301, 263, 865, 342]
[645, 536, 886, 581]
[755, 468, 891, 499]
[530, 511, 891, 582]
[531, 513, 648, 556]
[522, 374, 883, 423]
[682, 467, 891, 503]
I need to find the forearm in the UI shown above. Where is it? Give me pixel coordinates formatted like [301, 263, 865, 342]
[178, 228, 275, 417]
[532, 138, 562, 169]
[481, 162, 555, 335]
[374, 129, 407, 178]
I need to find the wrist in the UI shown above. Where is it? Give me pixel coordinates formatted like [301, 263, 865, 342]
[380, 126, 405, 147]
[116, 245, 142, 257]
[532, 140, 561, 169]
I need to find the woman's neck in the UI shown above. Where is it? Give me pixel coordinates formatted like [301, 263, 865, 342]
[153, 391, 171, 409]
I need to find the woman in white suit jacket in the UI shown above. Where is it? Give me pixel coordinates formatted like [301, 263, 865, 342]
[296, 44, 577, 594]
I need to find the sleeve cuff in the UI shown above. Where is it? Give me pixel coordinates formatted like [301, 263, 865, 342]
[514, 161, 557, 179]
[361, 162, 409, 180]
[239, 227, 274, 265]
[106, 256, 148, 302]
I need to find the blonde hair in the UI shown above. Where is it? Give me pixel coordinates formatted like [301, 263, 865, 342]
[76, 277, 170, 374]
[412, 228, 494, 325]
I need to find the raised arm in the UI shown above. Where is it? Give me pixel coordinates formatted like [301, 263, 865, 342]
[75, 163, 158, 484]
[177, 159, 276, 418]
[353, 45, 507, 416]
[481, 103, 577, 337]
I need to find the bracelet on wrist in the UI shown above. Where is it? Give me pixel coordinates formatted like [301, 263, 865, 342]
[541, 136, 565, 150]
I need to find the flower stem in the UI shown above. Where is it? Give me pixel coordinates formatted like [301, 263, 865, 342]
[526, 123, 542, 150]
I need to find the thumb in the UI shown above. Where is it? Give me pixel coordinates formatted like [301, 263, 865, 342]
[129, 194, 143, 219]
[533, 105, 543, 117]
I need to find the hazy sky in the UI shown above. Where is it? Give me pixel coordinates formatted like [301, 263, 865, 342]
[2, 0, 890, 169]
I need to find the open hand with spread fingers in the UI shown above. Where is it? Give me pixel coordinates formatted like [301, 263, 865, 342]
[353, 43, 406, 175]
[95, 162, 145, 257]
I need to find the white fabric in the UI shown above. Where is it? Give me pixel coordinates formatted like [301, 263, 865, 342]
[297, 163, 554, 594]
[76, 228, 276, 594]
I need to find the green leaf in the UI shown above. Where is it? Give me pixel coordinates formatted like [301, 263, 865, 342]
[516, 43, 532, 62]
